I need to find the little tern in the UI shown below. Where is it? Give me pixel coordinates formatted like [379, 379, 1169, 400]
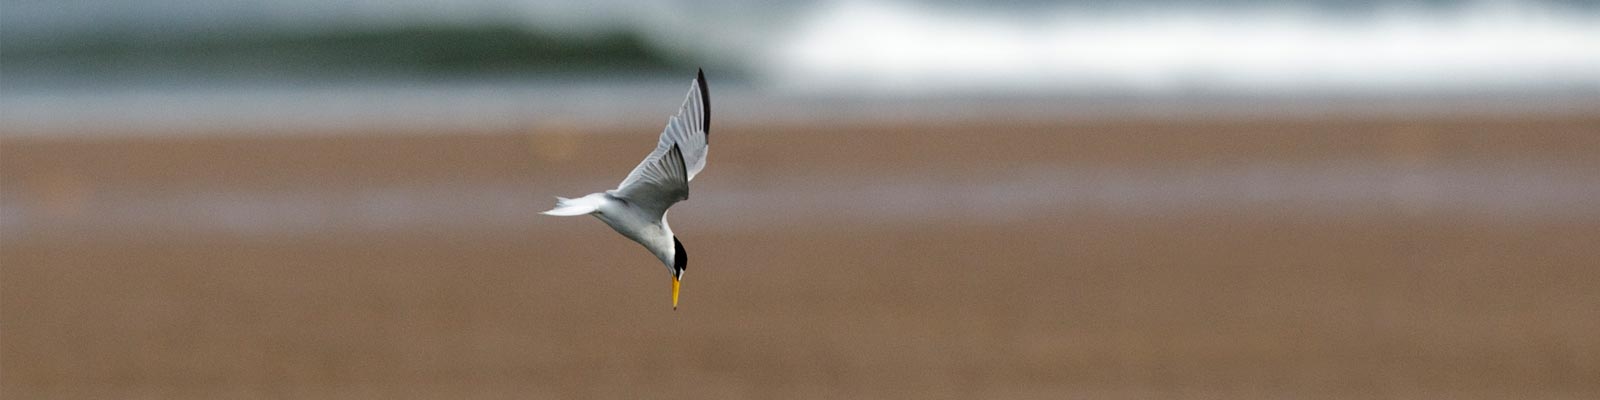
[541, 69, 710, 310]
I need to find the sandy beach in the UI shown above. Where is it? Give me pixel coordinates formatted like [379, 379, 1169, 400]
[4, 114, 1599, 398]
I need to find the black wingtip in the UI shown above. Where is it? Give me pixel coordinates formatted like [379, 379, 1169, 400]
[696, 68, 710, 142]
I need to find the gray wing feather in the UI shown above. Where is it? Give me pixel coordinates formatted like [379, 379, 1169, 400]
[617, 71, 709, 192]
[613, 144, 689, 214]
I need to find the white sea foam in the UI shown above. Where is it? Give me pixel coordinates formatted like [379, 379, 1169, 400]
[768, 1, 1600, 94]
[4, 1, 1600, 135]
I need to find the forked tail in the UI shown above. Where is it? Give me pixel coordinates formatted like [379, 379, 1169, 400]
[541, 194, 604, 216]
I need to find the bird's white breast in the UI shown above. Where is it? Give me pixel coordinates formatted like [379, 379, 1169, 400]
[592, 195, 676, 268]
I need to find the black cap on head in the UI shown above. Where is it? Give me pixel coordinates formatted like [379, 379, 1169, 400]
[672, 237, 688, 278]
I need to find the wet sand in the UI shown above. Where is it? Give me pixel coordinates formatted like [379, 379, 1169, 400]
[4, 115, 1600, 398]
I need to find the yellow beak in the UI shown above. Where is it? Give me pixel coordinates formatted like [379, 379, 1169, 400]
[671, 276, 681, 310]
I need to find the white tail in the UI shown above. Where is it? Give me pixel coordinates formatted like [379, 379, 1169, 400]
[542, 194, 604, 216]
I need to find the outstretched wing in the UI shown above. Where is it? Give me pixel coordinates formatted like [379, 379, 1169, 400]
[614, 143, 689, 215]
[617, 69, 710, 188]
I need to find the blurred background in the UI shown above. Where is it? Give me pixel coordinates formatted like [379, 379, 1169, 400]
[3, 0, 1598, 398]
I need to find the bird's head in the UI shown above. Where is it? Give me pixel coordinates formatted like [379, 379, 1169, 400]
[671, 237, 687, 310]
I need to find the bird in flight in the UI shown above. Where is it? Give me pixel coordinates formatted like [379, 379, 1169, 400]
[542, 69, 710, 310]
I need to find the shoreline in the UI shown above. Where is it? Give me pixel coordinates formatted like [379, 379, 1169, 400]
[5, 82, 1598, 138]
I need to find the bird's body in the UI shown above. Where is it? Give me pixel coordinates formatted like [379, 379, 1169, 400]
[585, 192, 676, 267]
[542, 70, 710, 309]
